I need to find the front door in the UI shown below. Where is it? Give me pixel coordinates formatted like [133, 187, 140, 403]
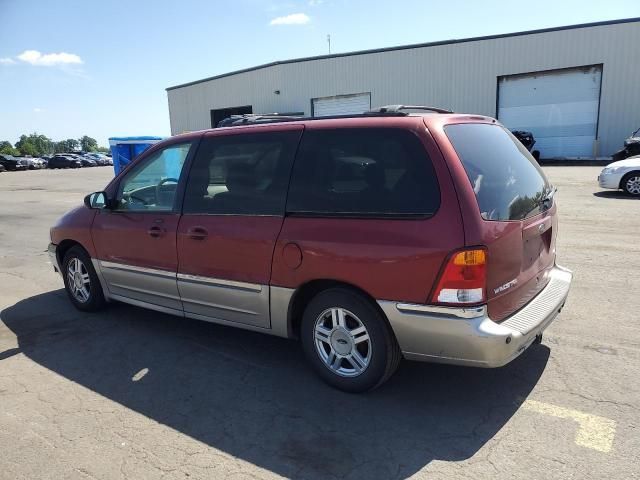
[92, 141, 194, 311]
[177, 126, 302, 327]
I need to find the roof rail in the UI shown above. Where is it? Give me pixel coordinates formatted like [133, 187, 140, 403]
[216, 105, 452, 128]
[217, 113, 304, 127]
[370, 105, 453, 114]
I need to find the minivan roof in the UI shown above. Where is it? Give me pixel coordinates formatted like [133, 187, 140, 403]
[172, 112, 498, 141]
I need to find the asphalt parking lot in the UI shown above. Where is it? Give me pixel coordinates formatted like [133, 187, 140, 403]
[0, 166, 638, 480]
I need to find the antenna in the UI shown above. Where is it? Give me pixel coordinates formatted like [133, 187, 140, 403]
[327, 34, 331, 54]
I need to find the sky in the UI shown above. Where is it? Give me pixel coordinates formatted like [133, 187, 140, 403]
[1, 0, 639, 147]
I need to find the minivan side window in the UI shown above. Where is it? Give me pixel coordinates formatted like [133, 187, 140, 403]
[116, 142, 191, 212]
[182, 131, 301, 215]
[286, 128, 440, 217]
[444, 123, 551, 221]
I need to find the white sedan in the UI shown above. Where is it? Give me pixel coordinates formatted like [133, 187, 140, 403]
[598, 156, 640, 196]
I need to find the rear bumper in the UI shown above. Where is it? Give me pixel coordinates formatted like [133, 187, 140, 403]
[378, 265, 573, 368]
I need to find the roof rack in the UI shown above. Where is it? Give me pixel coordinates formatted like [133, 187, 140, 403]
[369, 105, 453, 114]
[217, 113, 304, 127]
[216, 105, 453, 128]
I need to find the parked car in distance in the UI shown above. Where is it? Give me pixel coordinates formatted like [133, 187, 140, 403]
[511, 130, 541, 161]
[48, 106, 573, 392]
[0, 154, 29, 171]
[598, 155, 640, 196]
[48, 155, 82, 169]
[22, 157, 46, 169]
[84, 153, 110, 166]
[612, 127, 640, 161]
[79, 157, 97, 167]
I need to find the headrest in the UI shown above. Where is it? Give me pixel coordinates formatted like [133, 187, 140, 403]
[364, 162, 385, 189]
[226, 163, 256, 193]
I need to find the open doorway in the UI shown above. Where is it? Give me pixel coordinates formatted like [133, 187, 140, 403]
[211, 105, 253, 128]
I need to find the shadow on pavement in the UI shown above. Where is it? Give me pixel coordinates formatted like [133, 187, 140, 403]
[1, 290, 550, 479]
[593, 190, 638, 199]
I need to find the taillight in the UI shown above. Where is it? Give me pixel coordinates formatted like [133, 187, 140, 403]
[431, 248, 487, 305]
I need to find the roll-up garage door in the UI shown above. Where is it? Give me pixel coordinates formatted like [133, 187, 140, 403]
[498, 65, 602, 159]
[312, 93, 371, 117]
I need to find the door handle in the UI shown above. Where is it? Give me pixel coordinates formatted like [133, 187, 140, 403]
[187, 227, 208, 240]
[147, 226, 165, 238]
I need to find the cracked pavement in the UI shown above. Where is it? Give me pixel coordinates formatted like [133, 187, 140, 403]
[0, 166, 639, 479]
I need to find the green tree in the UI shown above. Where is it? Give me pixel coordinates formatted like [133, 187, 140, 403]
[0, 140, 20, 156]
[55, 139, 80, 153]
[79, 135, 98, 152]
[15, 133, 54, 156]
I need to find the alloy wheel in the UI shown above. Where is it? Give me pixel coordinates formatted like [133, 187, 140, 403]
[625, 176, 640, 195]
[314, 307, 372, 377]
[67, 257, 91, 303]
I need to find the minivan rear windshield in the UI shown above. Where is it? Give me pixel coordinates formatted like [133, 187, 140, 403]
[444, 123, 551, 221]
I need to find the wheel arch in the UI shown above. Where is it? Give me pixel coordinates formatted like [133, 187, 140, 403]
[619, 170, 640, 190]
[286, 279, 392, 339]
[56, 239, 91, 267]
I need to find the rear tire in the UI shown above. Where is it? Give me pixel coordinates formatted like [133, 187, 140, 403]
[300, 288, 401, 393]
[62, 246, 106, 312]
[621, 172, 640, 196]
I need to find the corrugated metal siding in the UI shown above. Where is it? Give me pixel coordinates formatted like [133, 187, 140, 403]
[167, 21, 640, 156]
[312, 93, 371, 116]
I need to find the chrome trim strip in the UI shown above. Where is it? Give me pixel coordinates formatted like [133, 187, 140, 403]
[395, 303, 487, 319]
[185, 311, 272, 333]
[108, 282, 182, 301]
[177, 273, 262, 293]
[99, 260, 177, 279]
[180, 296, 259, 316]
[109, 293, 184, 317]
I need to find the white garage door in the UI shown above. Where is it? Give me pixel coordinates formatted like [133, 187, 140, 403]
[312, 93, 371, 117]
[498, 66, 602, 159]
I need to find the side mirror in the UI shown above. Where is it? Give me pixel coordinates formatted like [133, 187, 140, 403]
[84, 191, 110, 209]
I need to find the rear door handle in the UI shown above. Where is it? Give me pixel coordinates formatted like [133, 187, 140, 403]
[147, 226, 165, 238]
[187, 227, 208, 240]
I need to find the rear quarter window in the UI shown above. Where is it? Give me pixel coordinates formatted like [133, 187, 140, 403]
[444, 123, 551, 221]
[286, 128, 440, 217]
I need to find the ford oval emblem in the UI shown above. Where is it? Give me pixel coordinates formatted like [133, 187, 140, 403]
[538, 224, 545, 233]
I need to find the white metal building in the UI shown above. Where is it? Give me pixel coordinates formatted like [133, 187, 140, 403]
[166, 18, 640, 159]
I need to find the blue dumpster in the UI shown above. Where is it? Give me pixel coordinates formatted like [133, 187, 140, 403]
[108, 136, 164, 175]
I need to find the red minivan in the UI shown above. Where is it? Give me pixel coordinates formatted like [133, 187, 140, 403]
[49, 107, 572, 392]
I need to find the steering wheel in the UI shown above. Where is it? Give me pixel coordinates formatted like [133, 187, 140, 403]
[156, 177, 179, 205]
[123, 192, 149, 207]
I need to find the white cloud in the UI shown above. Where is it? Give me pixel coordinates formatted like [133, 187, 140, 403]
[0, 57, 16, 65]
[16, 50, 82, 66]
[309, 0, 324, 6]
[33, 107, 44, 113]
[270, 13, 310, 25]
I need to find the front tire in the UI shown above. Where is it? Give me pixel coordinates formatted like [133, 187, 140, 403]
[62, 246, 106, 312]
[300, 288, 401, 392]
[622, 172, 640, 196]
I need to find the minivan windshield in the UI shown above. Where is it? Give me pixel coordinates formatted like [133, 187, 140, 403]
[445, 123, 552, 221]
